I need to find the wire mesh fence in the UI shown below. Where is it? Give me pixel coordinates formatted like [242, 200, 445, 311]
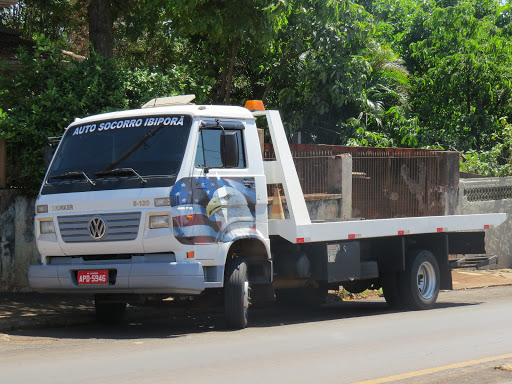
[350, 151, 443, 219]
[264, 144, 447, 219]
[264, 148, 332, 196]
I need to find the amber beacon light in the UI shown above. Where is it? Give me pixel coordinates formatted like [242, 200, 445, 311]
[244, 100, 265, 111]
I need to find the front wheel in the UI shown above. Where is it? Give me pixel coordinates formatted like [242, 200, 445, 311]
[401, 250, 440, 310]
[224, 258, 250, 329]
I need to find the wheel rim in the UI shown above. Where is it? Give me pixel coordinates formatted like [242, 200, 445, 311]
[417, 261, 436, 299]
[243, 280, 250, 317]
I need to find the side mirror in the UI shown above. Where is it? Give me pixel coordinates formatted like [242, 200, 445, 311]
[221, 131, 239, 168]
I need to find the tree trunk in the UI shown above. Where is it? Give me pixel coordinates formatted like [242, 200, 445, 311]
[88, 0, 113, 59]
[222, 37, 240, 105]
[0, 139, 6, 189]
[215, 58, 229, 104]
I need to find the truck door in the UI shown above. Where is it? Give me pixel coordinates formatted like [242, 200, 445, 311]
[190, 121, 257, 245]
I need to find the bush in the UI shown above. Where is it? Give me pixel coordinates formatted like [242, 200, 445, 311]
[459, 120, 512, 177]
[0, 37, 200, 195]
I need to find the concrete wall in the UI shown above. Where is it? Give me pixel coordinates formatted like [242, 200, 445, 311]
[269, 194, 343, 221]
[0, 192, 39, 291]
[327, 154, 352, 219]
[440, 152, 460, 216]
[458, 177, 512, 268]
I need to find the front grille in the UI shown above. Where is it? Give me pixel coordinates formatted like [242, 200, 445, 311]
[57, 212, 141, 243]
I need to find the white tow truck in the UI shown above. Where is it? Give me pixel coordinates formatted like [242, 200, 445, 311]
[29, 96, 506, 328]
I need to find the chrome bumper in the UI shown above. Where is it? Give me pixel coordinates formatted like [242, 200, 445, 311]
[29, 261, 205, 295]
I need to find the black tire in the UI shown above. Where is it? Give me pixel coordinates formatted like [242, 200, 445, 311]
[224, 258, 249, 329]
[381, 271, 404, 308]
[401, 250, 440, 310]
[94, 297, 126, 324]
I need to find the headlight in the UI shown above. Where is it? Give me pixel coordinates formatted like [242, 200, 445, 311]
[40, 220, 55, 234]
[37, 204, 49, 213]
[149, 215, 170, 229]
[154, 197, 171, 206]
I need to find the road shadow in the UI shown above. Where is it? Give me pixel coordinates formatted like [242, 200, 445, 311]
[4, 296, 480, 341]
[0, 292, 95, 319]
[248, 298, 480, 328]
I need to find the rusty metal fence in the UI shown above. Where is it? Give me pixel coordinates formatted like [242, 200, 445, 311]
[264, 148, 332, 196]
[264, 144, 449, 219]
[350, 150, 443, 219]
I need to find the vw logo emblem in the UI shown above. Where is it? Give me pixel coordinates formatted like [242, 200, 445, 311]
[88, 217, 106, 240]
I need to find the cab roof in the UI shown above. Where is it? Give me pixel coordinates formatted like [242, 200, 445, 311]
[70, 104, 255, 127]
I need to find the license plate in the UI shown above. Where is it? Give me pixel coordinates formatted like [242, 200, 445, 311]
[77, 270, 108, 285]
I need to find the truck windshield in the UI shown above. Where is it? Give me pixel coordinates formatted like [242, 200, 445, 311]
[41, 114, 192, 195]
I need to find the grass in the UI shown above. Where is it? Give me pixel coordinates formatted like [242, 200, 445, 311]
[328, 287, 384, 302]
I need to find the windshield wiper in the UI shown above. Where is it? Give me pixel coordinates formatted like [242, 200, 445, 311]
[94, 167, 147, 184]
[100, 123, 165, 173]
[51, 171, 96, 186]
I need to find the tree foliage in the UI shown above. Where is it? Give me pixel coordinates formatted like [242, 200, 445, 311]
[409, 1, 512, 151]
[2, 0, 512, 194]
[0, 38, 203, 193]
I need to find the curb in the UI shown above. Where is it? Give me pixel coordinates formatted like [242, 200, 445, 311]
[452, 282, 512, 291]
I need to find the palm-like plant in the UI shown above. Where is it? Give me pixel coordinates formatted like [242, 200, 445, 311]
[357, 42, 409, 127]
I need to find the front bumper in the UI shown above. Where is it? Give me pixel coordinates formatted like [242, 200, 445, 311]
[29, 261, 205, 295]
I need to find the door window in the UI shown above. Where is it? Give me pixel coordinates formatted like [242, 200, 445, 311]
[195, 128, 246, 169]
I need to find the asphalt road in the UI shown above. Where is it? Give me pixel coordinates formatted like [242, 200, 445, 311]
[1, 286, 512, 384]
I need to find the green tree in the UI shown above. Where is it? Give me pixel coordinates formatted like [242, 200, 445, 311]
[409, 0, 512, 151]
[0, 0, 77, 42]
[0, 38, 199, 193]
[355, 42, 409, 127]
[162, 0, 282, 104]
[253, 0, 377, 143]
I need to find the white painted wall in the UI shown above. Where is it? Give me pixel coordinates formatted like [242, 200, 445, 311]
[458, 177, 512, 267]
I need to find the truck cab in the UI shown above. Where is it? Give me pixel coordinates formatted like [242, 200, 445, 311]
[30, 97, 271, 328]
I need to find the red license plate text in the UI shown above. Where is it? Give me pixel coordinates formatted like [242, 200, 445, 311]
[77, 270, 108, 285]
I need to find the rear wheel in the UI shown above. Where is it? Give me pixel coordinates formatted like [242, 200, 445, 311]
[401, 250, 440, 310]
[94, 296, 126, 324]
[224, 258, 250, 329]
